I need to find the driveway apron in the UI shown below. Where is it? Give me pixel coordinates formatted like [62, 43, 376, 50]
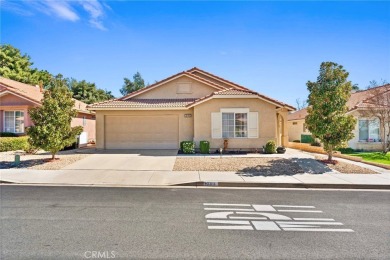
[62, 149, 177, 171]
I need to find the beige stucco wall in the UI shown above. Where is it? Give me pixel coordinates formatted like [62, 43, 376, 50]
[135, 76, 217, 99]
[95, 109, 194, 149]
[287, 119, 309, 142]
[193, 98, 279, 150]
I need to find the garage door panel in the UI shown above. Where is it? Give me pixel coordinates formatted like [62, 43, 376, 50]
[105, 115, 179, 149]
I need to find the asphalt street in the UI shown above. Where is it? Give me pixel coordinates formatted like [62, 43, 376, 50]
[1, 185, 389, 259]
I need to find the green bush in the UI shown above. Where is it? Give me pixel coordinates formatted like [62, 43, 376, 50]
[264, 140, 276, 154]
[338, 147, 355, 154]
[311, 140, 321, 147]
[181, 141, 195, 154]
[301, 134, 314, 144]
[0, 136, 29, 152]
[0, 132, 18, 137]
[200, 141, 210, 154]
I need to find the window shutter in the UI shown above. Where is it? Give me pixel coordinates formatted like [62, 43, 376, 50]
[248, 112, 258, 138]
[211, 112, 222, 139]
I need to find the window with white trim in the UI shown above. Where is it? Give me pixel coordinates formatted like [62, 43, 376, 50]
[4, 111, 25, 133]
[222, 112, 248, 138]
[359, 118, 380, 142]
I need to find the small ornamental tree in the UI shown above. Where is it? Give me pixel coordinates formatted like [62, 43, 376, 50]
[27, 76, 83, 160]
[306, 62, 356, 161]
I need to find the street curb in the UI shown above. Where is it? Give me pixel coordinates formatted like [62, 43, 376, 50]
[175, 181, 390, 190]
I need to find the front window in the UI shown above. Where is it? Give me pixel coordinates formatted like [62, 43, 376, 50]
[359, 119, 380, 142]
[4, 111, 25, 133]
[222, 112, 248, 138]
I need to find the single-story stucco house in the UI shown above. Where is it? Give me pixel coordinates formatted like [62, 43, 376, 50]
[0, 77, 96, 146]
[88, 67, 295, 150]
[288, 84, 390, 151]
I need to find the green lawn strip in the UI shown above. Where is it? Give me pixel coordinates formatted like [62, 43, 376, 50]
[348, 152, 390, 165]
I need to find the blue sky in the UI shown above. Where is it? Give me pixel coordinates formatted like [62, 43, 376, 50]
[2, 1, 390, 106]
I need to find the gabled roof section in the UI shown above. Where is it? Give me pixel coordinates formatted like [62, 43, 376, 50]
[120, 71, 226, 101]
[187, 67, 250, 91]
[0, 76, 43, 104]
[0, 76, 93, 114]
[88, 98, 196, 109]
[287, 84, 390, 120]
[187, 88, 295, 110]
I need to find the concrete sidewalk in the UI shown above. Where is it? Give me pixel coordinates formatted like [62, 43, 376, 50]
[1, 168, 389, 189]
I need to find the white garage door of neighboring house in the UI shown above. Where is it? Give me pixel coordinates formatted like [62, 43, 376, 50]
[105, 115, 179, 149]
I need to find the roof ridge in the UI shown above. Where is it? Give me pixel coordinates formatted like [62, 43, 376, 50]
[187, 67, 251, 91]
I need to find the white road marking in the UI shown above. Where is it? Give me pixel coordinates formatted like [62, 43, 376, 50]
[293, 218, 335, 221]
[279, 224, 320, 228]
[207, 220, 250, 225]
[273, 205, 316, 208]
[283, 228, 354, 232]
[208, 226, 253, 230]
[229, 216, 267, 220]
[203, 203, 251, 206]
[204, 208, 255, 211]
[276, 221, 343, 225]
[205, 211, 233, 219]
[277, 210, 323, 213]
[252, 205, 276, 211]
[252, 221, 281, 231]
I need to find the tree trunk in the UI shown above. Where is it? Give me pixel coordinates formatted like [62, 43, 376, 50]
[51, 153, 56, 160]
[327, 152, 333, 161]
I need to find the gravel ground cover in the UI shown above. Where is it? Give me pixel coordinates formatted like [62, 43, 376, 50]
[314, 155, 377, 174]
[0, 149, 90, 170]
[174, 157, 377, 175]
[174, 157, 304, 176]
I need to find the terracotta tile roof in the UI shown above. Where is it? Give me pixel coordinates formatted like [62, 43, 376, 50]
[287, 108, 308, 121]
[88, 99, 197, 109]
[0, 76, 43, 104]
[187, 88, 295, 110]
[0, 76, 93, 114]
[187, 67, 251, 91]
[287, 84, 390, 121]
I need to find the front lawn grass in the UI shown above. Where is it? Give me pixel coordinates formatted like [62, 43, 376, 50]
[349, 152, 390, 165]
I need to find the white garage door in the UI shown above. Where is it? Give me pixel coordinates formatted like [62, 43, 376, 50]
[105, 115, 179, 149]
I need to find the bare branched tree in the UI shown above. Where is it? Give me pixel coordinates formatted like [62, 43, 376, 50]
[295, 98, 308, 110]
[360, 85, 390, 154]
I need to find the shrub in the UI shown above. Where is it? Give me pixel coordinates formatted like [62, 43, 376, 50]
[199, 141, 210, 154]
[180, 141, 195, 154]
[311, 140, 321, 147]
[0, 132, 18, 137]
[0, 136, 29, 152]
[337, 147, 355, 154]
[293, 140, 301, 143]
[301, 134, 314, 143]
[264, 140, 276, 154]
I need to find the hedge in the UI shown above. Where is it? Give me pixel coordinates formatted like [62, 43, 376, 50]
[0, 136, 29, 152]
[264, 140, 276, 154]
[0, 132, 18, 137]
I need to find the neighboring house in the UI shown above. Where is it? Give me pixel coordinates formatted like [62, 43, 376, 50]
[288, 84, 390, 151]
[0, 77, 96, 146]
[88, 67, 295, 150]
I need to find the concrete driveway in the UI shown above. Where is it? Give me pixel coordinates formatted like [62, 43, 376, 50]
[63, 149, 178, 171]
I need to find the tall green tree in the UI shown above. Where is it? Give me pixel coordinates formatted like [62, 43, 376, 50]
[27, 76, 82, 160]
[0, 44, 52, 86]
[66, 78, 114, 104]
[120, 72, 146, 96]
[306, 62, 356, 161]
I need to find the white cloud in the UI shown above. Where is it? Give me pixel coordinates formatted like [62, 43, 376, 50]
[3, 0, 110, 30]
[79, 0, 107, 31]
